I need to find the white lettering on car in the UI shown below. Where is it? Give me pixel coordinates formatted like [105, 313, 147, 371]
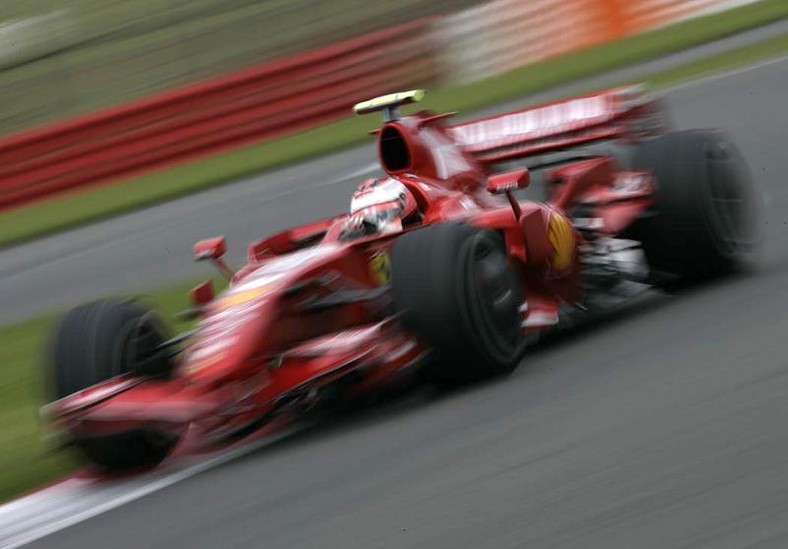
[450, 94, 615, 150]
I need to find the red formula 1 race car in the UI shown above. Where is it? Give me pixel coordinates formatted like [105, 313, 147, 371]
[43, 88, 758, 471]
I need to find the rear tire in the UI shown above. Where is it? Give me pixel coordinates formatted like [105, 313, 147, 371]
[391, 223, 525, 387]
[48, 299, 178, 471]
[632, 130, 759, 284]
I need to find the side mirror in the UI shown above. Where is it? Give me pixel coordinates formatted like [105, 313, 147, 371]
[190, 280, 214, 308]
[193, 236, 233, 280]
[486, 169, 530, 195]
[176, 280, 215, 320]
[193, 236, 226, 261]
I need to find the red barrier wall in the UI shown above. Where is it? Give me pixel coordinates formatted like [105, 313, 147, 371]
[0, 18, 439, 211]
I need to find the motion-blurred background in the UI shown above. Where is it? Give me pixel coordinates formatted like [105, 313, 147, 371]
[0, 0, 478, 133]
[0, 0, 755, 133]
[0, 0, 779, 218]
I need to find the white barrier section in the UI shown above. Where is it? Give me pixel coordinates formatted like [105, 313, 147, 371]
[436, 0, 763, 85]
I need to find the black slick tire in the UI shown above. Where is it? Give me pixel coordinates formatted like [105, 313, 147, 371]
[391, 223, 525, 387]
[48, 299, 178, 471]
[632, 130, 759, 284]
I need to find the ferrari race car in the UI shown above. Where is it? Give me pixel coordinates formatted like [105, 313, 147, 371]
[43, 87, 758, 471]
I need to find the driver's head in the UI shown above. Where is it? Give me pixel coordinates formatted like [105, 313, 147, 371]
[341, 177, 417, 240]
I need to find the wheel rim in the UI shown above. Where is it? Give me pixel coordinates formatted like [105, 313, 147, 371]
[469, 236, 522, 354]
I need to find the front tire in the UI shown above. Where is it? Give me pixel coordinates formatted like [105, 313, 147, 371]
[48, 299, 179, 471]
[391, 223, 526, 387]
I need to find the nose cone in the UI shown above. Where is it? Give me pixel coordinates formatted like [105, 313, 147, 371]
[180, 285, 275, 383]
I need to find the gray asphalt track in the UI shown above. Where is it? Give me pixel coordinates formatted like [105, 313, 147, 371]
[2, 19, 788, 327]
[20, 56, 788, 548]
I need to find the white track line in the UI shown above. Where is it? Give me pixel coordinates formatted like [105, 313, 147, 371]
[665, 53, 788, 92]
[0, 426, 302, 549]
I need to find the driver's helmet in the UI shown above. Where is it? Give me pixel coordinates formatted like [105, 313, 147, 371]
[340, 177, 416, 239]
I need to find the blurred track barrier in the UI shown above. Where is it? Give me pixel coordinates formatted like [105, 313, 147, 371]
[0, 0, 480, 135]
[438, 0, 761, 83]
[0, 19, 440, 210]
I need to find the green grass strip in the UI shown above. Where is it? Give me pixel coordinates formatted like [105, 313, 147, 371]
[1, 0, 787, 249]
[0, 315, 77, 502]
[646, 29, 788, 88]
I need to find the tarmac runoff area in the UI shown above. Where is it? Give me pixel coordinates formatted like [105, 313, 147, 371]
[1, 55, 788, 548]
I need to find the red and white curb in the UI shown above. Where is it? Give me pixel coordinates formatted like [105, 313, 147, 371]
[0, 426, 302, 549]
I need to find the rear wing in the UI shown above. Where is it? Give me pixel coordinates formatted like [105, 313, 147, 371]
[447, 86, 668, 164]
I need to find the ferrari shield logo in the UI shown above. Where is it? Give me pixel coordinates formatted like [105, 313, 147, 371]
[548, 212, 575, 271]
[369, 251, 392, 285]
